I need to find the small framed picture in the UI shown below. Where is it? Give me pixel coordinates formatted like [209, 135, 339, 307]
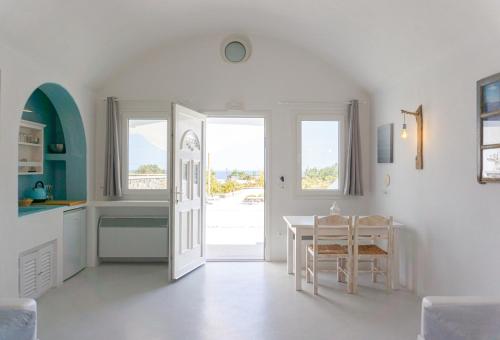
[377, 123, 394, 164]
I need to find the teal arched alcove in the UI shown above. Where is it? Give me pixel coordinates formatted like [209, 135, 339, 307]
[18, 83, 87, 201]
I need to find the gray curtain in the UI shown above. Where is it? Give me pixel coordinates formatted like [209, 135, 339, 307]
[344, 99, 363, 196]
[103, 97, 123, 197]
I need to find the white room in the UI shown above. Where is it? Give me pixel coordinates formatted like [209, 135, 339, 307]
[0, 1, 499, 339]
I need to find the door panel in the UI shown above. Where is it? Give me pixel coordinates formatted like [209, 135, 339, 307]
[171, 104, 206, 279]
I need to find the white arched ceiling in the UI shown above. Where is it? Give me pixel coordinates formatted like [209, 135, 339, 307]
[1, 0, 499, 92]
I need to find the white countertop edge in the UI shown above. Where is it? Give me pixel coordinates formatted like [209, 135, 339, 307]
[62, 204, 88, 211]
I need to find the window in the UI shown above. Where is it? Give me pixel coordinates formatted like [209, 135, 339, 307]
[297, 115, 343, 194]
[122, 115, 168, 196]
[478, 73, 500, 183]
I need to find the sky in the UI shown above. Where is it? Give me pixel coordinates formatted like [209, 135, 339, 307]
[207, 118, 264, 171]
[129, 120, 167, 171]
[301, 120, 339, 171]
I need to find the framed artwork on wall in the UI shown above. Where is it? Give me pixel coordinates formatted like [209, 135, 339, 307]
[477, 73, 500, 183]
[377, 123, 394, 164]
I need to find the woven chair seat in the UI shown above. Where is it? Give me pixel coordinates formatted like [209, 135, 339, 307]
[308, 244, 348, 255]
[358, 244, 387, 255]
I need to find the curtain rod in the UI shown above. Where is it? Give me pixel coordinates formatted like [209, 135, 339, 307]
[102, 98, 171, 102]
[101, 98, 368, 106]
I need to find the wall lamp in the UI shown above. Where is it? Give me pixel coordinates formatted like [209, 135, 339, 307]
[400, 105, 423, 169]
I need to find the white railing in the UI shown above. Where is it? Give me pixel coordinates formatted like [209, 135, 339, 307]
[128, 174, 167, 190]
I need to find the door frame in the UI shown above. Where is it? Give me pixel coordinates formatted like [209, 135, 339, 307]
[203, 110, 271, 261]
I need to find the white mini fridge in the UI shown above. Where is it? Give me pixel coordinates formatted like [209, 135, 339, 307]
[63, 208, 87, 280]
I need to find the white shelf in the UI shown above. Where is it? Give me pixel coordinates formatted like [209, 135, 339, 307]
[19, 142, 42, 147]
[20, 120, 46, 130]
[19, 119, 45, 176]
[19, 171, 43, 176]
[19, 161, 42, 167]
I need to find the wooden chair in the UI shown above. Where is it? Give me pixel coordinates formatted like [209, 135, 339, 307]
[352, 215, 394, 293]
[305, 215, 354, 295]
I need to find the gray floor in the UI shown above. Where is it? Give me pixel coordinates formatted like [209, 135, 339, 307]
[37, 262, 421, 340]
[207, 244, 264, 260]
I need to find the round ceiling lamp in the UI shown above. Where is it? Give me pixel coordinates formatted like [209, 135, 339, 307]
[221, 36, 251, 63]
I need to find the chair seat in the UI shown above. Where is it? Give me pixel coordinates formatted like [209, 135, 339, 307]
[358, 244, 387, 255]
[308, 244, 348, 255]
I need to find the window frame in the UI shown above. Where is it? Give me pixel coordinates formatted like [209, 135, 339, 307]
[121, 111, 169, 199]
[477, 73, 500, 184]
[295, 113, 346, 197]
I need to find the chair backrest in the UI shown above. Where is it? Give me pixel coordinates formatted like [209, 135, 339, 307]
[356, 215, 393, 234]
[354, 215, 394, 252]
[313, 215, 353, 252]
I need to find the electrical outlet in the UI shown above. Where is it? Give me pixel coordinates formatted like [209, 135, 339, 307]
[279, 175, 285, 189]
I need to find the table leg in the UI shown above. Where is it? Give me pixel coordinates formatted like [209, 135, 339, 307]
[287, 226, 294, 274]
[392, 228, 400, 290]
[295, 229, 302, 291]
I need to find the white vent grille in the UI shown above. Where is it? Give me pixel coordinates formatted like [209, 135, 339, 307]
[19, 242, 55, 299]
[19, 252, 37, 298]
[37, 246, 54, 293]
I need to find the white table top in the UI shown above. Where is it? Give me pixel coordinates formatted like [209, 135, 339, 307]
[283, 215, 403, 228]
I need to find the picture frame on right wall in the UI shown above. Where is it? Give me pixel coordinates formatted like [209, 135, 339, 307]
[477, 72, 500, 183]
[377, 123, 394, 164]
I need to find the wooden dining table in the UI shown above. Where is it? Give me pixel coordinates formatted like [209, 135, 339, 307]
[283, 215, 403, 291]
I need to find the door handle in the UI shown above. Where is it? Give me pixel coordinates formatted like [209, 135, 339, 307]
[175, 187, 183, 203]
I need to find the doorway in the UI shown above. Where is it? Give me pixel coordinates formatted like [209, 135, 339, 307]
[206, 116, 266, 260]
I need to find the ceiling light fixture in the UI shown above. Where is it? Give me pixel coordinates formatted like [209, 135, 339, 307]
[221, 35, 251, 63]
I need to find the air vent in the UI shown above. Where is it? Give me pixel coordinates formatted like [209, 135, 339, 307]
[19, 241, 55, 299]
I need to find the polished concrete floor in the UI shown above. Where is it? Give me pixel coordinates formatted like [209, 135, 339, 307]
[37, 263, 421, 340]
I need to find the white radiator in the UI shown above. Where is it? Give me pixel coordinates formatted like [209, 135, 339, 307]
[98, 217, 168, 261]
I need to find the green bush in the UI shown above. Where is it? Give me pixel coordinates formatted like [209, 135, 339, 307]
[302, 165, 338, 189]
[133, 164, 165, 174]
[207, 170, 264, 195]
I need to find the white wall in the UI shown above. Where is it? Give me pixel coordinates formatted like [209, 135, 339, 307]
[370, 44, 500, 296]
[98, 35, 371, 261]
[0, 42, 96, 297]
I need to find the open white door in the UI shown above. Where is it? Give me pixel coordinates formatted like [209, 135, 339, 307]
[171, 104, 206, 279]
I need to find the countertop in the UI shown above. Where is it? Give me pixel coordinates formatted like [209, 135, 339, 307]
[18, 202, 87, 217]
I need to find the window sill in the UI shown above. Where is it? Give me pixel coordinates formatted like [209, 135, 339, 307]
[293, 189, 357, 200]
[91, 200, 169, 208]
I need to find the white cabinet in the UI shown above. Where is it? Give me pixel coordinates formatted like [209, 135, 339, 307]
[18, 119, 45, 175]
[63, 208, 87, 280]
[19, 242, 55, 299]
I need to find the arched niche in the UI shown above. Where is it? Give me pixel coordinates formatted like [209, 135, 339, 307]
[18, 83, 87, 201]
